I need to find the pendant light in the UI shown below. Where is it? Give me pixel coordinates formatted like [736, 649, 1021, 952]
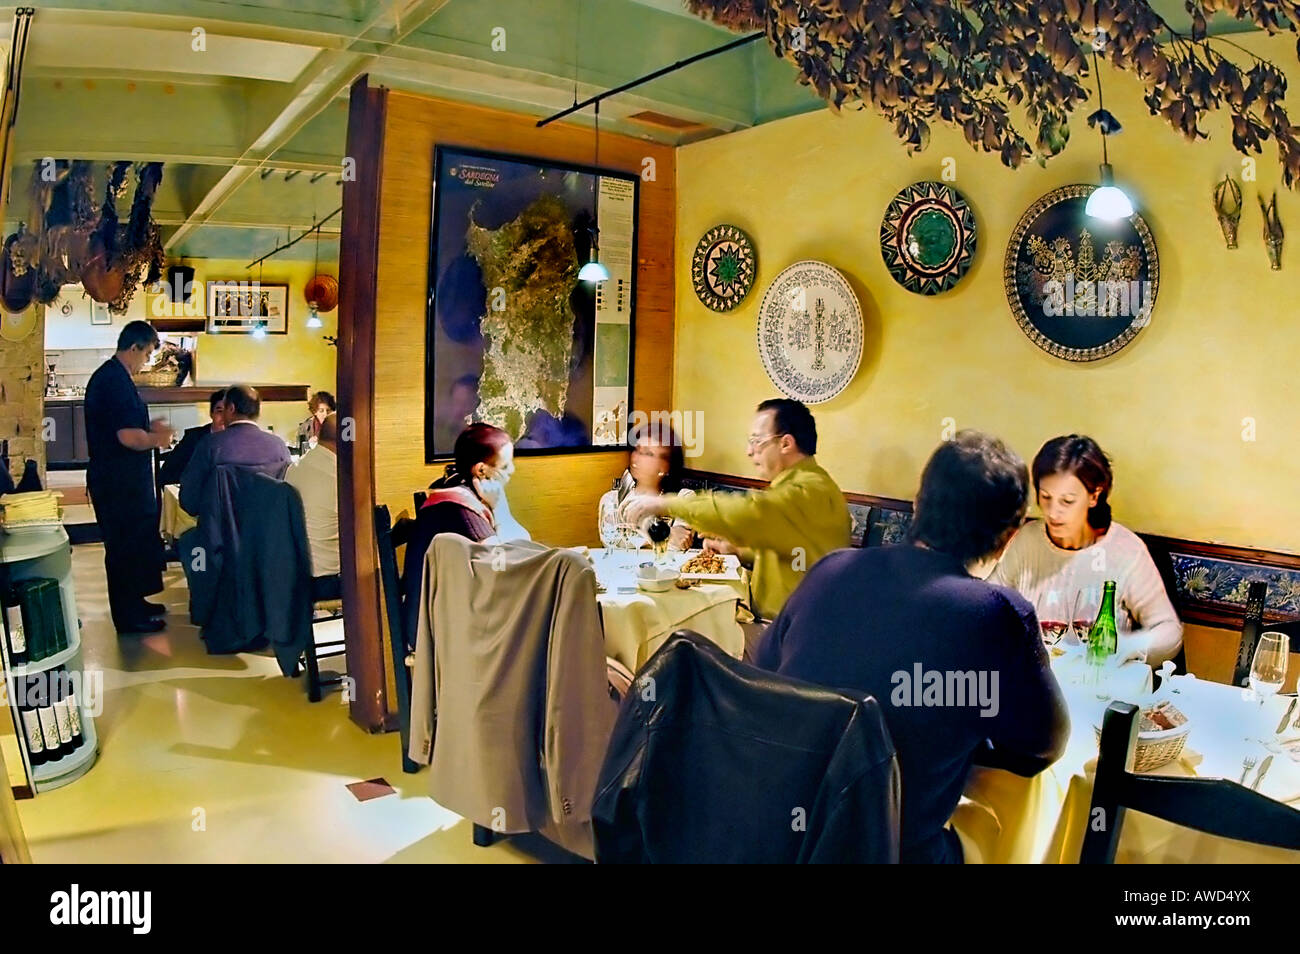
[1085, 44, 1134, 221]
[251, 261, 268, 338]
[306, 212, 324, 328]
[577, 99, 610, 283]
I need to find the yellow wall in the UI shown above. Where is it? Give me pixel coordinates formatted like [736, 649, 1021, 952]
[675, 31, 1300, 554]
[148, 258, 338, 436]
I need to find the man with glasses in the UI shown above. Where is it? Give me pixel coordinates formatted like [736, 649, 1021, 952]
[624, 398, 850, 657]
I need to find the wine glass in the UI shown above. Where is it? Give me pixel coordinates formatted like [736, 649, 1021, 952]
[1249, 632, 1289, 706]
[599, 496, 622, 551]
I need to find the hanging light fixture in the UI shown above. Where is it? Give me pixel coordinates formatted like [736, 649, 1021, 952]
[306, 211, 325, 327]
[578, 100, 610, 283]
[1085, 41, 1134, 221]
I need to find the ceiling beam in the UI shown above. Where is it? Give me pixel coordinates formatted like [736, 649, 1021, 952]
[164, 0, 451, 251]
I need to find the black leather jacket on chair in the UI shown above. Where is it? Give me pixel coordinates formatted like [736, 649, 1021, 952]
[592, 630, 901, 863]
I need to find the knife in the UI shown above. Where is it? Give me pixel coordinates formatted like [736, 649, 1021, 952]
[1277, 698, 1298, 735]
[1251, 755, 1274, 792]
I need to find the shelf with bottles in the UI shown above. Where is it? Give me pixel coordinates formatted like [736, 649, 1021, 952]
[0, 525, 97, 794]
[13, 665, 99, 789]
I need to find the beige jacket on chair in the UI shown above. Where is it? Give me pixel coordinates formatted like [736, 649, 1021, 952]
[408, 534, 616, 858]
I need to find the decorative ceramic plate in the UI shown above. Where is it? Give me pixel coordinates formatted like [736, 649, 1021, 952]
[880, 181, 977, 294]
[691, 224, 756, 312]
[1004, 184, 1159, 362]
[756, 261, 863, 404]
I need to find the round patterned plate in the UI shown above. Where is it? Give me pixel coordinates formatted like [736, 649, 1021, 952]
[691, 224, 756, 312]
[1003, 183, 1158, 362]
[880, 180, 977, 295]
[756, 261, 863, 405]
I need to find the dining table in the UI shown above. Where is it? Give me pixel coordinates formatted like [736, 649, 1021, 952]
[587, 546, 747, 672]
[955, 644, 1300, 863]
[159, 483, 197, 542]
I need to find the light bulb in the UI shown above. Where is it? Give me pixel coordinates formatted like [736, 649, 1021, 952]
[251, 323, 268, 339]
[1086, 163, 1134, 220]
[578, 257, 610, 283]
[306, 307, 323, 329]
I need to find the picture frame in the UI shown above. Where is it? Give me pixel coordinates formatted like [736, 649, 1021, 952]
[205, 281, 289, 335]
[89, 301, 111, 325]
[424, 146, 638, 461]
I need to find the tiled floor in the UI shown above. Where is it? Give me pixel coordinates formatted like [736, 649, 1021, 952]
[14, 543, 556, 863]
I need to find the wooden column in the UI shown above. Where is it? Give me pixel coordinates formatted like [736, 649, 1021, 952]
[337, 76, 388, 730]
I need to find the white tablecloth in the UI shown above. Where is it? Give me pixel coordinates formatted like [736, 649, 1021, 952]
[589, 548, 745, 672]
[957, 649, 1300, 863]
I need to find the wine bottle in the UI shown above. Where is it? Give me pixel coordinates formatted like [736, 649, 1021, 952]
[31, 676, 63, 762]
[19, 686, 45, 767]
[15, 458, 41, 493]
[1, 586, 28, 667]
[52, 671, 74, 751]
[1086, 581, 1119, 665]
[62, 671, 83, 747]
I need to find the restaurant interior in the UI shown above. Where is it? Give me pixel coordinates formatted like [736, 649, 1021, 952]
[0, 0, 1299, 878]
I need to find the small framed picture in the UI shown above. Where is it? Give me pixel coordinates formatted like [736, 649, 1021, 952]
[90, 301, 111, 325]
[205, 281, 289, 335]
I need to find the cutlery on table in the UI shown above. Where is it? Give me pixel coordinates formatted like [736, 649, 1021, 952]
[1277, 697, 1297, 734]
[1240, 755, 1258, 784]
[1251, 755, 1275, 792]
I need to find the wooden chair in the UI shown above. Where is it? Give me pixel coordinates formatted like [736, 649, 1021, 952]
[1080, 701, 1300, 863]
[1232, 581, 1300, 689]
[375, 505, 419, 774]
[301, 592, 346, 703]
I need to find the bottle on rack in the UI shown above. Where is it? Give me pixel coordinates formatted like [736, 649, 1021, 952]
[29, 674, 63, 763]
[51, 669, 76, 754]
[62, 669, 84, 749]
[18, 683, 46, 767]
[2, 585, 29, 667]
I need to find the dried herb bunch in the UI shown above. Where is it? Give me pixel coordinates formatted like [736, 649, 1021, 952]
[687, 0, 1300, 184]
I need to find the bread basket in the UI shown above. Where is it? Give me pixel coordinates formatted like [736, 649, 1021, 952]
[132, 368, 181, 387]
[1095, 701, 1191, 772]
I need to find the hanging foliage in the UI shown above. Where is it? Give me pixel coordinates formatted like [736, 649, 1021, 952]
[686, 0, 1300, 185]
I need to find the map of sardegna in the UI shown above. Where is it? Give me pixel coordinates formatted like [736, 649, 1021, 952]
[426, 148, 637, 458]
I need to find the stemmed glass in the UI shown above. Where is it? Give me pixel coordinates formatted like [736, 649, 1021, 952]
[1247, 632, 1288, 748]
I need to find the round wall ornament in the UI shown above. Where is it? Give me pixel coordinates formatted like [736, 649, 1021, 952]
[756, 260, 863, 404]
[1004, 183, 1159, 362]
[691, 224, 756, 312]
[880, 180, 977, 294]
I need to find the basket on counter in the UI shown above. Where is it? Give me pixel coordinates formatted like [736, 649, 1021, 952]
[131, 369, 182, 387]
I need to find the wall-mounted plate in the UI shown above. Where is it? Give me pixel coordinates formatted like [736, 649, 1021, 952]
[756, 260, 863, 404]
[691, 224, 756, 312]
[880, 180, 977, 295]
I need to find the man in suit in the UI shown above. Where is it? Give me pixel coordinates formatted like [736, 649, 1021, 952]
[158, 389, 227, 485]
[179, 384, 291, 519]
[84, 321, 175, 634]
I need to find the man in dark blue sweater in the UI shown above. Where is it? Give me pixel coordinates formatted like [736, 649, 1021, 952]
[755, 431, 1070, 863]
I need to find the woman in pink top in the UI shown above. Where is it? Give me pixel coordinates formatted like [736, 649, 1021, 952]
[989, 435, 1183, 666]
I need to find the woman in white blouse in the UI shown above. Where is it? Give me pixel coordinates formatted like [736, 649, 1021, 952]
[989, 435, 1183, 666]
[598, 420, 695, 550]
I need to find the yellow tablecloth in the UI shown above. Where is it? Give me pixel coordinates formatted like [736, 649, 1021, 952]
[590, 548, 745, 671]
[956, 656, 1300, 863]
[159, 484, 197, 542]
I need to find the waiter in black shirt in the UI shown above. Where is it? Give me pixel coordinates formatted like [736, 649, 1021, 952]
[84, 321, 175, 634]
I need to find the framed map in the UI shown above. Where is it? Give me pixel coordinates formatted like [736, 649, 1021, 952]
[425, 146, 638, 460]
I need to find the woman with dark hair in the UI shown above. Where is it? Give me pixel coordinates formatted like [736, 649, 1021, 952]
[298, 390, 338, 447]
[400, 423, 529, 646]
[597, 418, 695, 550]
[990, 435, 1182, 666]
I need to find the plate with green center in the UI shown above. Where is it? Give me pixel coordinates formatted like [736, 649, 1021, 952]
[880, 181, 977, 295]
[691, 224, 756, 312]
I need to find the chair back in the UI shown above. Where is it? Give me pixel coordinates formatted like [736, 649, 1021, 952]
[1080, 701, 1300, 863]
[592, 630, 901, 863]
[374, 504, 419, 773]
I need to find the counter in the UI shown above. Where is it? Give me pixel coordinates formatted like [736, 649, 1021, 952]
[137, 384, 309, 405]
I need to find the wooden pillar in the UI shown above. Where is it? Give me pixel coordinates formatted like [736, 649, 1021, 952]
[337, 76, 388, 730]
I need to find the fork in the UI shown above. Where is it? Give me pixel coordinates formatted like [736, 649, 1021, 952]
[1240, 755, 1258, 784]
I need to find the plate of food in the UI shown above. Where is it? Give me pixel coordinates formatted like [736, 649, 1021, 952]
[677, 550, 742, 581]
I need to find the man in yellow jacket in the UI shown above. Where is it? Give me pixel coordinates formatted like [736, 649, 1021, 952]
[624, 399, 851, 651]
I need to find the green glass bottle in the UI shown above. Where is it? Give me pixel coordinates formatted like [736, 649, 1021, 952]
[1087, 581, 1119, 665]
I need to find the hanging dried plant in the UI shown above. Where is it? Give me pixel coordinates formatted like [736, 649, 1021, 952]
[686, 0, 1300, 185]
